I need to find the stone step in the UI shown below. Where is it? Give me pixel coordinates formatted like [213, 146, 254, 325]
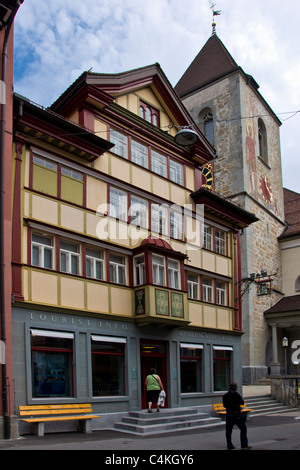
[114, 408, 223, 436]
[245, 395, 299, 417]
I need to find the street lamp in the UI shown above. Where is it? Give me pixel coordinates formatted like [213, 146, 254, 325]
[282, 337, 288, 376]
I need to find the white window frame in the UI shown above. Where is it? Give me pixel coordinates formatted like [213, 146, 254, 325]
[168, 258, 180, 290]
[170, 159, 183, 185]
[134, 254, 146, 286]
[60, 241, 81, 275]
[216, 281, 226, 305]
[109, 253, 127, 285]
[151, 204, 168, 236]
[110, 128, 128, 159]
[86, 248, 105, 280]
[187, 273, 199, 300]
[170, 210, 183, 240]
[151, 150, 167, 177]
[130, 195, 149, 229]
[131, 140, 148, 168]
[203, 225, 212, 251]
[110, 187, 128, 221]
[202, 278, 213, 303]
[215, 229, 226, 255]
[152, 254, 166, 286]
[32, 233, 54, 269]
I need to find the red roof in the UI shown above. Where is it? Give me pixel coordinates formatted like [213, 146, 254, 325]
[140, 236, 173, 251]
[279, 188, 300, 239]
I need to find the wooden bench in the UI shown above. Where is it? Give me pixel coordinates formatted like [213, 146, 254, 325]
[212, 403, 253, 421]
[19, 403, 99, 437]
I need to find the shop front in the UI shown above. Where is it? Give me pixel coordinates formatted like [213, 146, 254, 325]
[12, 307, 242, 434]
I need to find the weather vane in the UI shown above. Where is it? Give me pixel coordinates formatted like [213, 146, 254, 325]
[210, 3, 221, 35]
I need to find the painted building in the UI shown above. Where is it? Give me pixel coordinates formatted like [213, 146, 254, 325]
[265, 188, 300, 374]
[11, 64, 257, 434]
[0, 0, 24, 439]
[175, 33, 286, 383]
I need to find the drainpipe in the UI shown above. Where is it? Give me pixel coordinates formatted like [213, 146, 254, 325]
[0, 0, 23, 439]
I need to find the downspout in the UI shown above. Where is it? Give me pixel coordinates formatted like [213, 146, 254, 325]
[0, 0, 23, 439]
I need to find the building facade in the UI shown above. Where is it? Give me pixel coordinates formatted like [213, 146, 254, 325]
[175, 33, 286, 383]
[11, 64, 256, 434]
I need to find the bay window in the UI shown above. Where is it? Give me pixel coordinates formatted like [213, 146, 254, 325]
[168, 259, 180, 289]
[152, 254, 166, 286]
[134, 255, 146, 286]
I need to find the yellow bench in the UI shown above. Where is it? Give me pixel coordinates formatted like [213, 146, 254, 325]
[212, 403, 253, 420]
[19, 403, 99, 436]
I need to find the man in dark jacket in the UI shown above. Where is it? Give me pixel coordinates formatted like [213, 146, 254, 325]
[222, 383, 251, 449]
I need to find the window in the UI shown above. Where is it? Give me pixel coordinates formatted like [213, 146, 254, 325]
[152, 254, 165, 286]
[216, 281, 226, 305]
[30, 329, 74, 398]
[213, 347, 232, 391]
[215, 229, 226, 255]
[199, 108, 214, 146]
[91, 336, 126, 396]
[110, 128, 128, 159]
[258, 118, 268, 164]
[32, 233, 54, 269]
[202, 278, 213, 303]
[61, 166, 83, 206]
[86, 248, 104, 280]
[168, 259, 180, 289]
[134, 255, 145, 286]
[139, 101, 160, 127]
[170, 210, 183, 240]
[296, 275, 300, 292]
[170, 160, 183, 185]
[203, 225, 212, 251]
[151, 150, 167, 178]
[109, 253, 126, 285]
[131, 140, 148, 168]
[130, 195, 148, 229]
[32, 155, 57, 197]
[188, 273, 199, 300]
[110, 187, 128, 221]
[151, 204, 168, 236]
[180, 343, 203, 393]
[60, 241, 81, 275]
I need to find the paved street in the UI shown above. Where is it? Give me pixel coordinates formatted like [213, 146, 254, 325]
[1, 411, 300, 454]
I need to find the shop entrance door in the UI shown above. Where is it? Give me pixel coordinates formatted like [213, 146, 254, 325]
[140, 340, 168, 409]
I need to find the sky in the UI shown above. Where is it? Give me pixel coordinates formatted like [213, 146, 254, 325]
[13, 0, 300, 194]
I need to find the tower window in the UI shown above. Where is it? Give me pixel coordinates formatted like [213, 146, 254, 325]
[199, 108, 215, 146]
[258, 118, 268, 164]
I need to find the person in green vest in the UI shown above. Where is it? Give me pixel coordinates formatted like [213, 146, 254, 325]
[145, 368, 164, 413]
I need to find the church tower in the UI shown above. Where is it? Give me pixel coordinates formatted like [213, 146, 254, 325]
[175, 29, 286, 383]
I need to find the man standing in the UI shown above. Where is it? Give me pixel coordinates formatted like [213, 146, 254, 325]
[223, 383, 252, 450]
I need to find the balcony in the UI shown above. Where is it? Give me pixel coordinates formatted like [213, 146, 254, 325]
[134, 285, 189, 328]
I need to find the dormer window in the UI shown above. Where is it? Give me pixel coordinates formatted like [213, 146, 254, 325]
[139, 101, 160, 127]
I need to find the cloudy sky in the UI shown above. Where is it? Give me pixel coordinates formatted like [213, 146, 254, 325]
[13, 0, 300, 193]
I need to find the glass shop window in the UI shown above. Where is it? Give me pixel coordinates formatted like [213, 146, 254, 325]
[30, 329, 74, 398]
[213, 347, 232, 391]
[91, 336, 126, 396]
[180, 344, 203, 393]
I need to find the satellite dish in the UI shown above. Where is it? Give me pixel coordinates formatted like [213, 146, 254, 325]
[174, 129, 199, 146]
